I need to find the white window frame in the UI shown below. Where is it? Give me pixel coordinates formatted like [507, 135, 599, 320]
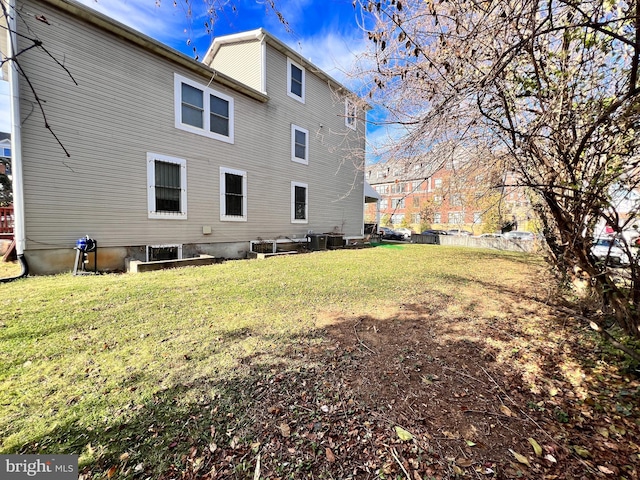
[147, 152, 187, 220]
[291, 125, 309, 165]
[146, 244, 183, 262]
[391, 198, 405, 209]
[345, 98, 357, 130]
[448, 212, 464, 224]
[291, 181, 308, 224]
[220, 167, 247, 222]
[174, 73, 234, 144]
[450, 193, 463, 207]
[287, 58, 305, 103]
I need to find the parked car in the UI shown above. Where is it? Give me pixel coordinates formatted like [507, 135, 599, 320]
[378, 227, 404, 241]
[394, 228, 414, 240]
[503, 230, 535, 241]
[479, 232, 503, 238]
[447, 229, 473, 236]
[421, 229, 448, 235]
[591, 237, 632, 266]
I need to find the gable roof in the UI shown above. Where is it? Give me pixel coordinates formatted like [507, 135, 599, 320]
[203, 28, 356, 98]
[39, 0, 268, 102]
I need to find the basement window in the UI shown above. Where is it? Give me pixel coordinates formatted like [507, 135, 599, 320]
[146, 244, 182, 262]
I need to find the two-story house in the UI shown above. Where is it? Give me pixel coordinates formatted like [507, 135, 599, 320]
[1, 0, 366, 274]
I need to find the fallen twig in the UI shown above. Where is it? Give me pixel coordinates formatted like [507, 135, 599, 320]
[480, 366, 556, 443]
[390, 447, 411, 480]
[353, 321, 377, 354]
[462, 409, 524, 420]
[253, 452, 261, 480]
[440, 365, 483, 383]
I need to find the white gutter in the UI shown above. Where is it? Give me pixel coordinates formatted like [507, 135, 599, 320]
[8, 0, 25, 256]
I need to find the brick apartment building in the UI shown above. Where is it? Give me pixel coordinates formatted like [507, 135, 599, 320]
[365, 155, 534, 234]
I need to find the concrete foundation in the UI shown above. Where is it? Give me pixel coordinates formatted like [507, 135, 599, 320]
[127, 255, 219, 273]
[23, 241, 251, 275]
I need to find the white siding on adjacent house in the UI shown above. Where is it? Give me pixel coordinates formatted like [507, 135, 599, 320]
[0, 9, 7, 80]
[210, 40, 264, 93]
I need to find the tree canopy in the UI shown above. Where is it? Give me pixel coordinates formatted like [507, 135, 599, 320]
[358, 0, 640, 340]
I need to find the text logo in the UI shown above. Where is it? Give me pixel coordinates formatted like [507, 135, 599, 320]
[1, 455, 78, 479]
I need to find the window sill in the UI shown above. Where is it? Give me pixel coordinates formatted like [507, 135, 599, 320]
[220, 216, 247, 222]
[148, 212, 187, 220]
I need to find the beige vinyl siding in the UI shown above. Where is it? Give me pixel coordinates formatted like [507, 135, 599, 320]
[210, 40, 263, 93]
[16, 1, 227, 249]
[17, 0, 364, 253]
[250, 45, 366, 235]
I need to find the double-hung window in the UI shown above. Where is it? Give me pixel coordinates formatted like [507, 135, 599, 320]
[147, 153, 187, 220]
[287, 58, 305, 103]
[175, 73, 234, 143]
[448, 212, 464, 224]
[220, 167, 247, 221]
[392, 198, 405, 209]
[345, 98, 357, 130]
[291, 182, 308, 223]
[291, 125, 309, 164]
[450, 193, 463, 207]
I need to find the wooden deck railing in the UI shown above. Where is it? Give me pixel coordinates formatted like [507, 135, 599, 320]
[0, 206, 14, 234]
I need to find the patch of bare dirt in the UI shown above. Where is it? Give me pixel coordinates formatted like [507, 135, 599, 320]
[162, 278, 639, 479]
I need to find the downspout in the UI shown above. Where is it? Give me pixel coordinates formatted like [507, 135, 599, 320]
[1, 0, 29, 282]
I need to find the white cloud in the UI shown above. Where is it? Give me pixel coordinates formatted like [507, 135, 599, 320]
[74, 0, 189, 44]
[0, 1, 376, 136]
[0, 80, 10, 134]
[265, 0, 315, 34]
[297, 29, 368, 89]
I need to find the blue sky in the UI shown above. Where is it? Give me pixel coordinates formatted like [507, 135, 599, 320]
[0, 0, 373, 134]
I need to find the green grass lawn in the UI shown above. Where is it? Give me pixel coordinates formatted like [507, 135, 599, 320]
[0, 259, 21, 278]
[0, 245, 542, 477]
